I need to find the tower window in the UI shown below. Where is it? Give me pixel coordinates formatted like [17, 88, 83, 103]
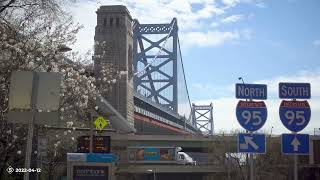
[116, 18, 120, 26]
[103, 18, 106, 26]
[128, 45, 133, 78]
[110, 18, 113, 26]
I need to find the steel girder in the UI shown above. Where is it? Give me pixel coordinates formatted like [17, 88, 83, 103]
[192, 103, 214, 135]
[133, 18, 178, 112]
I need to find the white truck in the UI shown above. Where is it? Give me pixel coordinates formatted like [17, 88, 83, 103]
[177, 151, 197, 165]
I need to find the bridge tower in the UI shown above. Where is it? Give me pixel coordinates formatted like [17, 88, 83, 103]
[94, 6, 134, 126]
[133, 19, 179, 112]
[192, 103, 214, 135]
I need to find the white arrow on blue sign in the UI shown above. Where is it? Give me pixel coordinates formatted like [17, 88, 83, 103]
[281, 134, 309, 155]
[238, 133, 266, 153]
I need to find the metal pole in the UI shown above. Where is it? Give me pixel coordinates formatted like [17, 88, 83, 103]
[294, 154, 298, 180]
[227, 153, 231, 180]
[249, 131, 254, 180]
[153, 170, 156, 180]
[293, 131, 298, 180]
[90, 112, 93, 153]
[250, 153, 254, 180]
[24, 72, 38, 180]
[246, 132, 249, 180]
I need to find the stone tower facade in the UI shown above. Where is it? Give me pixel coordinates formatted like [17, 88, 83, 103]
[94, 6, 134, 126]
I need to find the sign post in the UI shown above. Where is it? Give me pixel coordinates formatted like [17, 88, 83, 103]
[235, 83, 268, 180]
[8, 71, 61, 180]
[278, 82, 311, 180]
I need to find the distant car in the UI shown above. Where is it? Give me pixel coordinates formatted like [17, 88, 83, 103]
[177, 152, 196, 165]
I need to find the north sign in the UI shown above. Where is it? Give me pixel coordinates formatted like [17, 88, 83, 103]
[282, 134, 309, 155]
[236, 83, 267, 100]
[236, 100, 268, 132]
[279, 100, 311, 132]
[238, 133, 266, 153]
[279, 83, 311, 99]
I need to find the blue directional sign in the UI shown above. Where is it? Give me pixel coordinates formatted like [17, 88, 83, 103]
[236, 101, 268, 131]
[282, 134, 309, 154]
[279, 100, 311, 132]
[279, 83, 311, 99]
[236, 83, 267, 100]
[238, 133, 266, 153]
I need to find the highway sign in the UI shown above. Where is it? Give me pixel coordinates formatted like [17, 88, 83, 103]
[238, 133, 266, 153]
[282, 134, 309, 155]
[94, 116, 109, 131]
[236, 100, 268, 131]
[236, 83, 267, 100]
[279, 100, 311, 132]
[279, 83, 311, 99]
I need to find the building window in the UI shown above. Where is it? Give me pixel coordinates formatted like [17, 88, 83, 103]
[116, 18, 120, 26]
[110, 18, 113, 26]
[103, 18, 106, 26]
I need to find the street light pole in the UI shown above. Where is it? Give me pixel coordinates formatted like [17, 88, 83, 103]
[147, 169, 156, 180]
[238, 77, 245, 84]
[238, 77, 252, 180]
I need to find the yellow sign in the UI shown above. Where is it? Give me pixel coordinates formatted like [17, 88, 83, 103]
[93, 116, 109, 131]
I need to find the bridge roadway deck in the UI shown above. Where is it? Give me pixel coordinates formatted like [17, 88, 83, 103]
[109, 133, 238, 151]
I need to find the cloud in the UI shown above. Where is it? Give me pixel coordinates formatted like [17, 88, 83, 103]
[193, 69, 320, 135]
[221, 14, 244, 23]
[68, 0, 262, 52]
[254, 69, 320, 98]
[222, 0, 266, 8]
[210, 22, 219, 27]
[68, 1, 97, 53]
[222, 0, 241, 7]
[68, 0, 228, 52]
[313, 39, 320, 46]
[180, 28, 253, 47]
[180, 30, 240, 47]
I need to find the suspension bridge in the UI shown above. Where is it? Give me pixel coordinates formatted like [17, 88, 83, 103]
[65, 5, 320, 180]
[94, 5, 213, 136]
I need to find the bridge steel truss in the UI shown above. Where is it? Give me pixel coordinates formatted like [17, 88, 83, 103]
[192, 103, 214, 135]
[133, 18, 178, 112]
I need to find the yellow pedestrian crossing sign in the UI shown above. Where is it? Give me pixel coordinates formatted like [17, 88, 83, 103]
[93, 116, 109, 131]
